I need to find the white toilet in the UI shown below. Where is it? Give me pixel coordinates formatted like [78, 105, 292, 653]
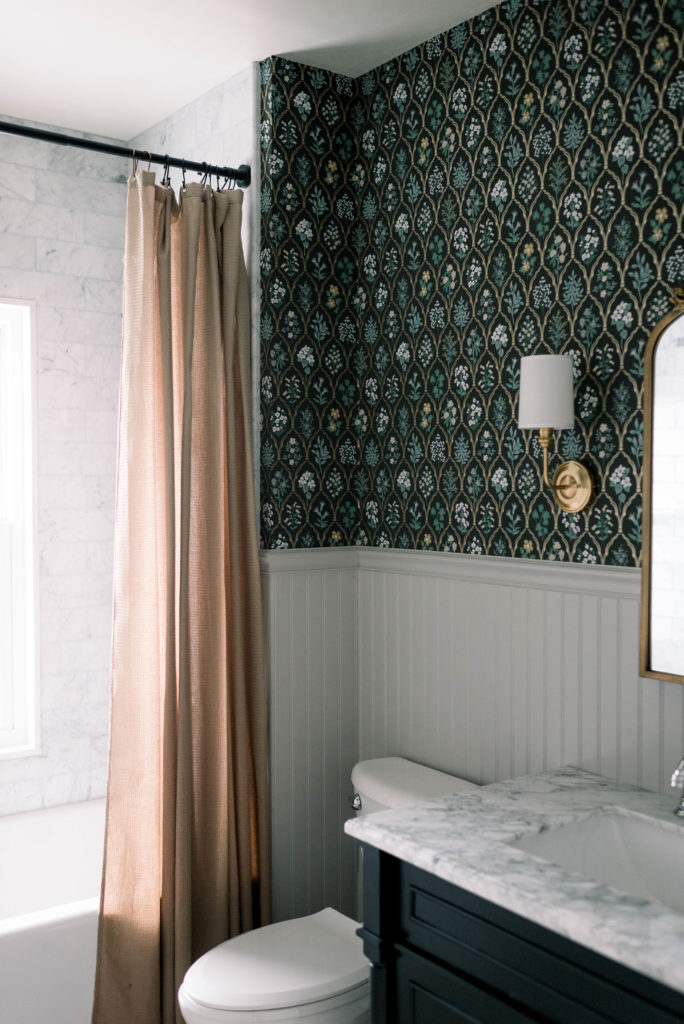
[178, 757, 478, 1023]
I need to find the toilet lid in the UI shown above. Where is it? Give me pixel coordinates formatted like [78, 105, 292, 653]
[181, 908, 369, 1011]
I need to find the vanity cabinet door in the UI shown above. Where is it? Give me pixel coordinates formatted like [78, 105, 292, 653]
[395, 946, 534, 1024]
[359, 845, 684, 1024]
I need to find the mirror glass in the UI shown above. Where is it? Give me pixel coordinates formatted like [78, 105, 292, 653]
[641, 292, 684, 683]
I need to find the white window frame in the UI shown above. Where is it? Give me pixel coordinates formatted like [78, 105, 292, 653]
[0, 300, 39, 758]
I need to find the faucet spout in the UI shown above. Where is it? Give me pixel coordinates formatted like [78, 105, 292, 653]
[670, 757, 684, 818]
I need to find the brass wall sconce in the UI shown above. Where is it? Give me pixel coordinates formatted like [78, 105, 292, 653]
[517, 355, 593, 514]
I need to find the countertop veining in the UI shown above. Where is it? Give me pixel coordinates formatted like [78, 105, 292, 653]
[344, 766, 684, 995]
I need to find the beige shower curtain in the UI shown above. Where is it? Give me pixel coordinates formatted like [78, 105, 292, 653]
[92, 170, 270, 1024]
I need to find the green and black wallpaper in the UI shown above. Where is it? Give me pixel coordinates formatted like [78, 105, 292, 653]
[259, 0, 684, 562]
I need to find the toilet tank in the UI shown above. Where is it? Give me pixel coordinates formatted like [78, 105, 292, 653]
[351, 756, 478, 816]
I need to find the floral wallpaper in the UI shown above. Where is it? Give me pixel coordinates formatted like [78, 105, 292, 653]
[259, 0, 684, 563]
[260, 59, 360, 547]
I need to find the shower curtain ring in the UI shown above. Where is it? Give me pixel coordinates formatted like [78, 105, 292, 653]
[181, 160, 186, 190]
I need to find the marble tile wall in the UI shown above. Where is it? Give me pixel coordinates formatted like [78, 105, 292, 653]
[131, 65, 256, 257]
[0, 70, 258, 815]
[131, 64, 261, 495]
[0, 119, 128, 814]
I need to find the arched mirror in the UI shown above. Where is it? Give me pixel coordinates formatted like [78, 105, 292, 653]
[640, 288, 684, 683]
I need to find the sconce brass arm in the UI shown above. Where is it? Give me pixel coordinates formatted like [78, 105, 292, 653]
[537, 427, 593, 513]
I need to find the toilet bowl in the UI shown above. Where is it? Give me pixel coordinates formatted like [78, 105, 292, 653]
[178, 757, 478, 1023]
[178, 909, 369, 1023]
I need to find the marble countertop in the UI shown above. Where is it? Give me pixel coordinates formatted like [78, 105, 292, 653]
[345, 766, 684, 996]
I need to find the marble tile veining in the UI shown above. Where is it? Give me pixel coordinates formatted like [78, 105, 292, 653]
[0, 72, 256, 816]
[346, 767, 684, 996]
[0, 124, 123, 815]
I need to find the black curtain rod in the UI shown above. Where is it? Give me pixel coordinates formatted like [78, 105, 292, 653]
[0, 119, 251, 188]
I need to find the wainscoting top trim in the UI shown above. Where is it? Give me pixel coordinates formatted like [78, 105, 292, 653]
[260, 548, 640, 600]
[260, 547, 360, 574]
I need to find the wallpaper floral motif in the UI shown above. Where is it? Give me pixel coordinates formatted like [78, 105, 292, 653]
[260, 0, 684, 563]
[260, 60, 360, 547]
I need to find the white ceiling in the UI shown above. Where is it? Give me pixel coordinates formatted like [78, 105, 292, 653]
[2, 0, 499, 141]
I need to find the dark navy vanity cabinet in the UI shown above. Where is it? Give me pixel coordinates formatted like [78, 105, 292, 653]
[358, 844, 684, 1024]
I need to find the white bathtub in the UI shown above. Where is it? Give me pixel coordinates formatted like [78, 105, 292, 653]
[0, 797, 105, 1024]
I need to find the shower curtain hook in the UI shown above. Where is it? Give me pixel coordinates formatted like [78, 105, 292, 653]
[131, 148, 138, 175]
[162, 154, 171, 187]
[146, 150, 152, 172]
[181, 160, 186, 191]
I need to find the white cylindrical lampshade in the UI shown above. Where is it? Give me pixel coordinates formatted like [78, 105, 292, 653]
[518, 355, 574, 430]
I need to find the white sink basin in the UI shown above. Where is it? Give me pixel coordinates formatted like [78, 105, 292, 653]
[511, 808, 684, 914]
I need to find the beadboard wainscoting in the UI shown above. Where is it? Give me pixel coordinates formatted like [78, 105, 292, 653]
[261, 550, 359, 923]
[356, 550, 684, 793]
[261, 547, 684, 923]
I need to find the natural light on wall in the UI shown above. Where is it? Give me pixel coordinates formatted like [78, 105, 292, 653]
[0, 301, 38, 757]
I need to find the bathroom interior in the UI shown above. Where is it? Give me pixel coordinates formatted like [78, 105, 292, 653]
[1, 0, 684, 1020]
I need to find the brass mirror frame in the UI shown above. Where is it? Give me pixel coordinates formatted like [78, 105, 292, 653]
[640, 287, 684, 683]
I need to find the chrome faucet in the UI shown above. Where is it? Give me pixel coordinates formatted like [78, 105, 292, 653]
[671, 758, 684, 817]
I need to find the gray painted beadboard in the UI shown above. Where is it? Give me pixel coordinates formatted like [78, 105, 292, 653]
[261, 551, 358, 923]
[261, 549, 684, 922]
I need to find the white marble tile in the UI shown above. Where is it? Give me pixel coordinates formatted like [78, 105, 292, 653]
[37, 474, 94, 511]
[39, 506, 113, 543]
[80, 276, 123, 314]
[42, 770, 92, 807]
[83, 211, 126, 250]
[0, 197, 86, 242]
[86, 407, 119, 443]
[85, 341, 121, 379]
[0, 120, 119, 820]
[39, 538, 89, 576]
[0, 780, 45, 817]
[346, 767, 684, 996]
[0, 160, 36, 200]
[39, 440, 116, 478]
[38, 337, 90, 375]
[0, 232, 35, 268]
[82, 475, 116, 510]
[0, 269, 94, 310]
[35, 239, 124, 280]
[86, 539, 113, 574]
[39, 605, 91, 645]
[37, 405, 88, 442]
[38, 371, 119, 411]
[88, 763, 108, 800]
[87, 670, 110, 703]
[37, 305, 121, 347]
[34, 169, 126, 217]
[46, 147, 128, 183]
[0, 134, 52, 169]
[40, 570, 113, 609]
[40, 669, 92, 710]
[0, 78, 253, 818]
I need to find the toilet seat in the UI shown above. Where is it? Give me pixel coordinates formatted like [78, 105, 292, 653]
[178, 908, 369, 1017]
[178, 983, 369, 1023]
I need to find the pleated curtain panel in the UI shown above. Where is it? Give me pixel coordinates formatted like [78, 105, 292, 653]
[92, 170, 271, 1024]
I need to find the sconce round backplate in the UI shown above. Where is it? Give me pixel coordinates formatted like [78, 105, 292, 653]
[552, 460, 593, 513]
